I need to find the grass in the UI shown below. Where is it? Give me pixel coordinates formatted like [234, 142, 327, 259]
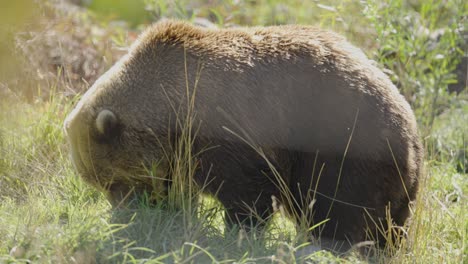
[1, 0, 467, 263]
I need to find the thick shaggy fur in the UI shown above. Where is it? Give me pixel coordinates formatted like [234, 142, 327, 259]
[64, 20, 423, 250]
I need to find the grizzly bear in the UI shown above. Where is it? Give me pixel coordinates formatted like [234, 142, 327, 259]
[64, 20, 423, 252]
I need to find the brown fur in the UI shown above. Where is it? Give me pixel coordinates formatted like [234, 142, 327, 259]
[64, 20, 423, 251]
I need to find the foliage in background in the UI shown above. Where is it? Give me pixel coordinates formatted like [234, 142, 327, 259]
[1, 0, 134, 103]
[86, 0, 150, 27]
[365, 0, 466, 132]
[0, 0, 37, 85]
[142, 0, 374, 47]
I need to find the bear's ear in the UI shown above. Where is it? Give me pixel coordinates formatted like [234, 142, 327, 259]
[96, 109, 119, 138]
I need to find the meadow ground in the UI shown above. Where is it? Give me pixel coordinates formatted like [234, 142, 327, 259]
[0, 0, 466, 263]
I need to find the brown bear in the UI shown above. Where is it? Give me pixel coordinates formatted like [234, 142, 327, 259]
[64, 20, 423, 252]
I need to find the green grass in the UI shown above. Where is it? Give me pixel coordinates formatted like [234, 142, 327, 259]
[1, 0, 467, 263]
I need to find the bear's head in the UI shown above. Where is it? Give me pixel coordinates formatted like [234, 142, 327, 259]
[63, 35, 184, 206]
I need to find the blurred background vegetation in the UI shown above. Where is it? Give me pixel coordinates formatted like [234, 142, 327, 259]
[0, 0, 466, 263]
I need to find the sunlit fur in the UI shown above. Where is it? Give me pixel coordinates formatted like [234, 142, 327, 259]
[64, 20, 423, 253]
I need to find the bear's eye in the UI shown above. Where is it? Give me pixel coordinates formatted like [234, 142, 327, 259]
[95, 109, 120, 140]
